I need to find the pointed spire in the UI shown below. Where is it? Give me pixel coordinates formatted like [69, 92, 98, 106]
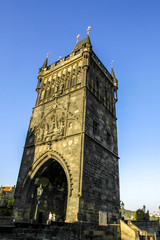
[111, 67, 116, 79]
[42, 57, 48, 69]
[41, 51, 51, 69]
[111, 60, 116, 78]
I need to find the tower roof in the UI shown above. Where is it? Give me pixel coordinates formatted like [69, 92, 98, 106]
[41, 57, 48, 69]
[111, 67, 116, 79]
[72, 35, 91, 53]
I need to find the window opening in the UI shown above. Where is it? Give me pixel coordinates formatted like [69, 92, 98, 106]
[106, 132, 111, 144]
[69, 122, 72, 128]
[68, 80, 71, 88]
[38, 79, 42, 88]
[93, 120, 98, 134]
[73, 77, 76, 86]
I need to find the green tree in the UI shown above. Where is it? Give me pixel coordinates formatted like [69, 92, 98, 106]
[133, 209, 145, 220]
[133, 209, 149, 221]
[0, 197, 15, 216]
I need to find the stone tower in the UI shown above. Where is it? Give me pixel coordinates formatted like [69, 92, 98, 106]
[14, 33, 120, 225]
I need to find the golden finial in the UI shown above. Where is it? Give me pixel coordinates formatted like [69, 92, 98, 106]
[87, 26, 91, 35]
[47, 51, 51, 58]
[76, 34, 80, 43]
[111, 60, 114, 68]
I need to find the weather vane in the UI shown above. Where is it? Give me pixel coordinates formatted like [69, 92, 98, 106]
[87, 26, 91, 35]
[111, 60, 114, 68]
[47, 51, 51, 58]
[76, 34, 80, 43]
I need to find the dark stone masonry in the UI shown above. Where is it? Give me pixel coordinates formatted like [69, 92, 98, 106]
[8, 32, 120, 239]
[0, 222, 120, 240]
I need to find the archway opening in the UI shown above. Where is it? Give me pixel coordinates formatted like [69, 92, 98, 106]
[29, 159, 68, 224]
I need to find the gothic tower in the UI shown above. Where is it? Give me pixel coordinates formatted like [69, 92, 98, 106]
[13, 32, 120, 225]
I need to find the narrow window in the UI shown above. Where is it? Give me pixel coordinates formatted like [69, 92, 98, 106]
[106, 132, 111, 144]
[68, 80, 71, 88]
[93, 120, 98, 134]
[75, 50, 80, 55]
[73, 77, 76, 86]
[38, 79, 42, 88]
[55, 60, 60, 66]
[65, 55, 69, 60]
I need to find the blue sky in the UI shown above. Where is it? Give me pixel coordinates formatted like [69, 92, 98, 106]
[0, 0, 160, 213]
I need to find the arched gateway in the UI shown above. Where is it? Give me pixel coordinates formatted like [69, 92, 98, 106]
[13, 34, 120, 226]
[23, 152, 71, 224]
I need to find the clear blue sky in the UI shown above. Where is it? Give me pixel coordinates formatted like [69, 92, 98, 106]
[0, 0, 160, 213]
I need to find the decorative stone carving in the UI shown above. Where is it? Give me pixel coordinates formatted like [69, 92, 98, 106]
[35, 109, 66, 144]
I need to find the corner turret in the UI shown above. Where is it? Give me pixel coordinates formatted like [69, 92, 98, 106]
[39, 52, 51, 72]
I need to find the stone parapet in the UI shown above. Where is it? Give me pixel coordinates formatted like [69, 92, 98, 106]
[0, 222, 121, 240]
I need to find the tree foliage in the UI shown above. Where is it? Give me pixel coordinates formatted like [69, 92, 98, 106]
[133, 209, 149, 221]
[0, 197, 15, 216]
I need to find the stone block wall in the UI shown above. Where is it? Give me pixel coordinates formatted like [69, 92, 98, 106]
[0, 222, 121, 240]
[78, 88, 119, 224]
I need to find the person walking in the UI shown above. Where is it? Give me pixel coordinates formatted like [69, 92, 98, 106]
[52, 212, 56, 222]
[47, 212, 52, 224]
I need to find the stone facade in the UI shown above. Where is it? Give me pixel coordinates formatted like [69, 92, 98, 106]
[13, 35, 120, 226]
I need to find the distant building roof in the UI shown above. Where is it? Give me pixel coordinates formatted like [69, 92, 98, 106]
[2, 187, 12, 192]
[1, 186, 15, 192]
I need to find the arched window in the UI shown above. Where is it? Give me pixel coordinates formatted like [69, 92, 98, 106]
[37, 78, 42, 88]
[68, 79, 71, 88]
[73, 77, 76, 86]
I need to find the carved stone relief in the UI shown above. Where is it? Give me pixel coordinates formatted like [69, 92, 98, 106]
[35, 109, 66, 144]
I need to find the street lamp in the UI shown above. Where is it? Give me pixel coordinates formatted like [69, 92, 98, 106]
[34, 184, 43, 222]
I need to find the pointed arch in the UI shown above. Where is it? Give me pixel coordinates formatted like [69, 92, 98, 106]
[23, 150, 73, 197]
